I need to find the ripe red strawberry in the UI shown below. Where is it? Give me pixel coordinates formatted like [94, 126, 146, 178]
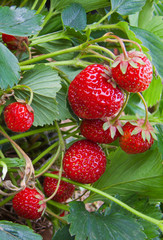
[111, 50, 153, 92]
[43, 171, 75, 202]
[63, 139, 107, 184]
[80, 119, 121, 144]
[12, 187, 46, 220]
[119, 120, 154, 154]
[4, 102, 34, 132]
[68, 64, 124, 119]
[2, 33, 29, 51]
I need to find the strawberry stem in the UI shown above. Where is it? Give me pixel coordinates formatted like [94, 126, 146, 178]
[35, 146, 61, 178]
[137, 92, 148, 127]
[110, 91, 130, 124]
[122, 39, 142, 52]
[104, 33, 129, 60]
[22, 41, 32, 60]
[12, 85, 34, 106]
[43, 151, 63, 203]
[86, 49, 114, 63]
[46, 207, 68, 224]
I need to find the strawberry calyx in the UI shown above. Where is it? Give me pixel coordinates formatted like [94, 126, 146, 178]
[129, 119, 157, 143]
[102, 117, 124, 139]
[111, 50, 146, 74]
[102, 65, 118, 89]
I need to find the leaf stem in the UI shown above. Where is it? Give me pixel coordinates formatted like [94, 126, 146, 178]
[91, 9, 115, 26]
[35, 146, 61, 178]
[36, 0, 47, 14]
[46, 207, 68, 224]
[31, 0, 39, 10]
[88, 44, 116, 60]
[22, 41, 32, 60]
[20, 59, 91, 71]
[137, 92, 149, 127]
[0, 195, 13, 207]
[43, 173, 163, 232]
[19, 45, 84, 66]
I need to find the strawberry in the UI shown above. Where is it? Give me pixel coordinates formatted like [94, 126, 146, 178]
[119, 120, 154, 154]
[63, 139, 107, 184]
[68, 64, 124, 119]
[4, 102, 34, 132]
[2, 33, 29, 51]
[43, 171, 75, 202]
[80, 119, 121, 144]
[12, 187, 46, 220]
[111, 50, 153, 92]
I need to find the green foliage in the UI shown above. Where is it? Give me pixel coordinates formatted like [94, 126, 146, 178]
[61, 3, 87, 30]
[15, 64, 61, 126]
[50, 0, 110, 12]
[131, 26, 163, 79]
[89, 148, 163, 202]
[143, 75, 163, 108]
[111, 0, 146, 15]
[105, 196, 162, 239]
[0, 6, 43, 36]
[52, 225, 75, 240]
[0, 221, 42, 240]
[66, 201, 146, 240]
[0, 43, 20, 90]
[0, 1, 163, 239]
[0, 158, 25, 168]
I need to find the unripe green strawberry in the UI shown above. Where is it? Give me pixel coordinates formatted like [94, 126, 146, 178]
[4, 102, 34, 132]
[63, 139, 107, 184]
[43, 171, 75, 202]
[12, 187, 46, 220]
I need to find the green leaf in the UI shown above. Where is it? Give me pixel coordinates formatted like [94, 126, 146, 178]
[124, 93, 145, 116]
[65, 27, 87, 42]
[88, 148, 163, 202]
[111, 0, 146, 15]
[130, 26, 163, 79]
[138, 0, 154, 29]
[56, 83, 72, 120]
[130, 198, 162, 239]
[154, 1, 163, 16]
[51, 0, 109, 12]
[35, 40, 74, 61]
[52, 225, 75, 240]
[15, 64, 61, 126]
[18, 64, 61, 98]
[108, 196, 162, 239]
[0, 43, 20, 90]
[67, 201, 146, 240]
[0, 6, 43, 36]
[156, 124, 163, 160]
[15, 90, 59, 127]
[0, 158, 25, 168]
[61, 3, 87, 30]
[0, 220, 42, 240]
[142, 75, 163, 107]
[143, 16, 163, 39]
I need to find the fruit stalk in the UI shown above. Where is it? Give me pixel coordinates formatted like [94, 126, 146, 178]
[137, 92, 149, 127]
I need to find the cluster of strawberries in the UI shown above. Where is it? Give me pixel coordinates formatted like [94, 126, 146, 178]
[2, 33, 156, 221]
